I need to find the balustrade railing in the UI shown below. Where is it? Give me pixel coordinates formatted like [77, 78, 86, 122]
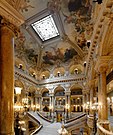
[97, 121, 113, 135]
[15, 66, 85, 85]
[87, 115, 94, 129]
[15, 66, 38, 84]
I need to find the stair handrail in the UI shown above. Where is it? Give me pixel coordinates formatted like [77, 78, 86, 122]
[65, 113, 86, 124]
[27, 112, 43, 134]
[64, 114, 87, 128]
[37, 111, 52, 123]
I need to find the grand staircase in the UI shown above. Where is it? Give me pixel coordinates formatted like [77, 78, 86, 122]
[28, 111, 61, 135]
[28, 111, 87, 135]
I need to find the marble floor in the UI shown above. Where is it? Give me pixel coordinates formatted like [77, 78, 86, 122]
[36, 122, 61, 135]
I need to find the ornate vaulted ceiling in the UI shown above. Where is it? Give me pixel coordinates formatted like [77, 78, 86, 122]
[14, 0, 94, 79]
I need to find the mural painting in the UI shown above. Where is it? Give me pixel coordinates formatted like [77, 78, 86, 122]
[43, 47, 77, 65]
[62, 0, 93, 50]
[25, 49, 38, 65]
[47, 0, 93, 50]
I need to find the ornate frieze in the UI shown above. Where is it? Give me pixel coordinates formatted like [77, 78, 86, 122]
[95, 56, 111, 74]
[0, 0, 24, 27]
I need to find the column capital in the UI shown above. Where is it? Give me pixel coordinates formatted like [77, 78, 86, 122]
[0, 17, 20, 37]
[49, 93, 54, 97]
[0, 0, 24, 27]
[64, 84, 71, 89]
[65, 91, 71, 96]
[95, 56, 111, 73]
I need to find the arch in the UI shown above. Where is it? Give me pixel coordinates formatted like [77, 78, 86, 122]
[69, 64, 84, 74]
[70, 84, 83, 95]
[40, 70, 50, 80]
[40, 87, 49, 95]
[70, 83, 83, 90]
[54, 85, 65, 95]
[28, 67, 37, 79]
[27, 85, 37, 92]
[53, 67, 65, 77]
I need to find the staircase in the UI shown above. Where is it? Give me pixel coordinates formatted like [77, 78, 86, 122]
[28, 111, 61, 135]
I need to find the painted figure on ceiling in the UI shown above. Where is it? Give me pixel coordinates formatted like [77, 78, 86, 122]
[42, 47, 77, 65]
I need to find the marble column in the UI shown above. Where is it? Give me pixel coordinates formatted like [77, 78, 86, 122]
[86, 93, 90, 103]
[95, 56, 111, 123]
[65, 91, 71, 119]
[98, 64, 108, 120]
[89, 80, 95, 115]
[34, 91, 38, 110]
[40, 97, 42, 112]
[98, 74, 102, 120]
[68, 94, 71, 118]
[51, 94, 54, 120]
[0, 23, 14, 134]
[82, 94, 86, 112]
[86, 92, 90, 114]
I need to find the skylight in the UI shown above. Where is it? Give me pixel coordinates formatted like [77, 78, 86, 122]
[31, 15, 59, 41]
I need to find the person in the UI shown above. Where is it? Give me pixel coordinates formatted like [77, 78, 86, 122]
[110, 106, 112, 116]
[14, 113, 20, 135]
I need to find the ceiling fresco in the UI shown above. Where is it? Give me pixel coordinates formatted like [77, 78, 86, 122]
[14, 0, 94, 70]
[42, 46, 77, 65]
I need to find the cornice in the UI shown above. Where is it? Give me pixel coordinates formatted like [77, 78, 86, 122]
[38, 75, 86, 86]
[85, 0, 113, 75]
[0, 0, 24, 27]
[95, 56, 111, 73]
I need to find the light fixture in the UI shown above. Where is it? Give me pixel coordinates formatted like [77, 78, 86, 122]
[57, 125, 68, 135]
[32, 72, 36, 78]
[65, 104, 69, 109]
[49, 105, 53, 110]
[84, 61, 87, 67]
[93, 0, 103, 4]
[22, 98, 28, 105]
[42, 74, 45, 79]
[57, 71, 60, 77]
[74, 68, 78, 74]
[19, 64, 23, 69]
[15, 87, 22, 95]
[36, 104, 40, 109]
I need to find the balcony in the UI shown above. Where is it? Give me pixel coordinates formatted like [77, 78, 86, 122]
[15, 66, 86, 86]
[15, 66, 38, 85]
[39, 74, 86, 85]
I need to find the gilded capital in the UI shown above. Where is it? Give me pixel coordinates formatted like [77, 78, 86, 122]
[98, 63, 108, 73]
[0, 17, 19, 36]
[95, 56, 111, 73]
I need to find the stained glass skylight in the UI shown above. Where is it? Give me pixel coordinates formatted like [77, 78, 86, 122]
[31, 15, 59, 41]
